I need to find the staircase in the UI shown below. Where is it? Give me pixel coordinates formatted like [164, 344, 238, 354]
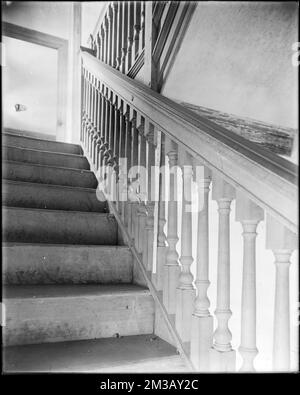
[2, 130, 188, 373]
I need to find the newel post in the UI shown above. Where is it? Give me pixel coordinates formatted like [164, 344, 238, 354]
[210, 175, 236, 371]
[236, 191, 264, 372]
[266, 215, 297, 372]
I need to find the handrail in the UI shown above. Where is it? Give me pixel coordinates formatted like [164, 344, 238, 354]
[81, 49, 298, 233]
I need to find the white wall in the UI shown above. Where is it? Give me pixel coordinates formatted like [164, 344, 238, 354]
[162, 2, 298, 129]
[2, 1, 72, 39]
[2, 37, 57, 136]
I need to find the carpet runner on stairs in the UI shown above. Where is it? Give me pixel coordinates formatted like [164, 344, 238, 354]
[2, 130, 187, 372]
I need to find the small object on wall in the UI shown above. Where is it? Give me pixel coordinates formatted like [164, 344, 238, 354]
[15, 104, 27, 112]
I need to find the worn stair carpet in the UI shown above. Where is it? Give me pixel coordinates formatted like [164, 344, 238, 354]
[2, 130, 187, 373]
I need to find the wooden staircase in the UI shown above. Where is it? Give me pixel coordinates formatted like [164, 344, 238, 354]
[2, 130, 188, 373]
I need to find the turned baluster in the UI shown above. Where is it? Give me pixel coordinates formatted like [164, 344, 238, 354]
[112, 95, 119, 166]
[112, 95, 120, 207]
[190, 164, 213, 371]
[104, 16, 109, 64]
[129, 111, 139, 238]
[176, 151, 195, 343]
[102, 88, 110, 168]
[126, 1, 134, 71]
[266, 215, 297, 372]
[95, 81, 102, 171]
[107, 91, 115, 166]
[139, 1, 145, 54]
[89, 34, 96, 56]
[118, 101, 127, 221]
[96, 32, 101, 60]
[135, 119, 147, 253]
[99, 85, 107, 177]
[163, 140, 180, 314]
[82, 71, 88, 147]
[156, 133, 167, 291]
[236, 192, 264, 372]
[85, 72, 92, 151]
[86, 73, 93, 153]
[133, 1, 141, 61]
[124, 108, 132, 232]
[211, 175, 236, 371]
[81, 69, 87, 142]
[111, 2, 118, 68]
[121, 1, 128, 73]
[95, 83, 103, 170]
[107, 4, 113, 66]
[103, 91, 115, 198]
[144, 126, 156, 272]
[91, 77, 99, 164]
[116, 1, 123, 70]
[90, 76, 98, 159]
[83, 70, 90, 147]
[100, 26, 105, 62]
[89, 76, 95, 161]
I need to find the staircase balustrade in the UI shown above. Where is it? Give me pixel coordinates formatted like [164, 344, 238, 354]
[81, 5, 298, 372]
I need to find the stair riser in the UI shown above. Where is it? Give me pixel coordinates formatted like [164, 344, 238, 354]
[2, 181, 106, 212]
[3, 245, 133, 284]
[3, 146, 89, 170]
[2, 134, 82, 155]
[3, 161, 98, 188]
[4, 293, 154, 346]
[3, 208, 118, 245]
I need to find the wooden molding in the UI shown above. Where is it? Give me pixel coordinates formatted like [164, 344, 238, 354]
[2, 21, 67, 49]
[80, 45, 95, 56]
[81, 50, 298, 232]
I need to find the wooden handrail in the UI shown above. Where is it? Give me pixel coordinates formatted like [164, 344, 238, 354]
[81, 50, 297, 233]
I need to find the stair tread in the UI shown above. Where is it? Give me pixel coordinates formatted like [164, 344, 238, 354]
[3, 335, 187, 373]
[3, 145, 89, 171]
[3, 128, 57, 141]
[2, 178, 99, 193]
[4, 284, 150, 299]
[3, 205, 109, 215]
[2, 160, 98, 188]
[3, 144, 85, 158]
[3, 242, 129, 248]
[3, 131, 81, 149]
[2, 159, 94, 175]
